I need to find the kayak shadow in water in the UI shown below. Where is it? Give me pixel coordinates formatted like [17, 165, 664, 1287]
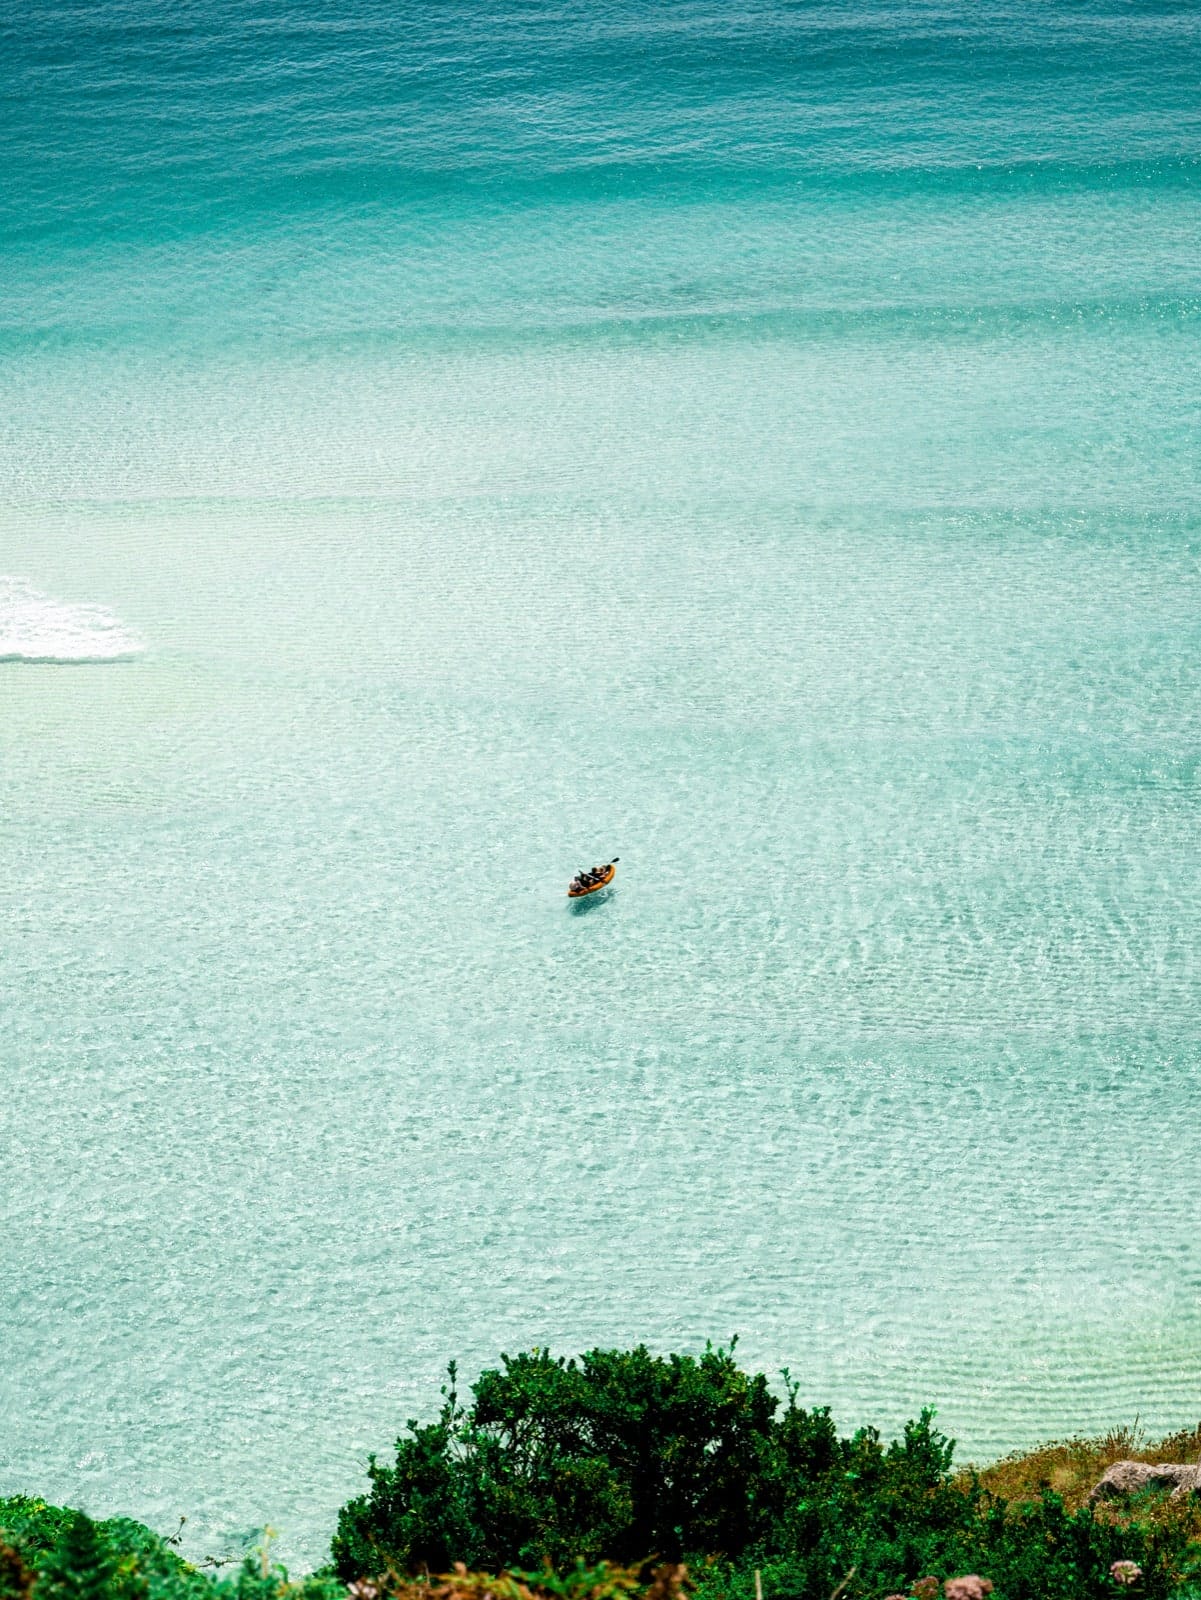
[568, 886, 614, 915]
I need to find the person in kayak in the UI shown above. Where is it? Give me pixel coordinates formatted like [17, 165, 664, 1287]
[569, 858, 617, 894]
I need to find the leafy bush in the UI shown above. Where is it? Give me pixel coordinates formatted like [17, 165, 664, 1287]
[0, 1502, 342, 1600]
[330, 1346, 1201, 1600]
[332, 1345, 790, 1575]
[0, 1501, 203, 1600]
[5, 1347, 1200, 1600]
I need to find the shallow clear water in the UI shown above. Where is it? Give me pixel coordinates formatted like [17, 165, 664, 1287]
[3, 0, 1201, 1570]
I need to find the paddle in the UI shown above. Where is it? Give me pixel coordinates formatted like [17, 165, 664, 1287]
[571, 858, 618, 888]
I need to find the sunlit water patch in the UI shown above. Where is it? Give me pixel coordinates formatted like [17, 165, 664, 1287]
[0, 576, 143, 664]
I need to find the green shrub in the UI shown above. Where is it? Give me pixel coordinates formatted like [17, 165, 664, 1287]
[0, 1502, 345, 1600]
[0, 1537, 34, 1600]
[0, 1502, 207, 1600]
[35, 1513, 118, 1600]
[331, 1346, 1201, 1600]
[331, 1344, 798, 1575]
[6, 1347, 1200, 1600]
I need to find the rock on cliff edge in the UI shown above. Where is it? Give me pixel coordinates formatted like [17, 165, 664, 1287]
[1090, 1461, 1201, 1503]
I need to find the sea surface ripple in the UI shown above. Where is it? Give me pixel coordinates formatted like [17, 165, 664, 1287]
[2, 0, 1201, 1570]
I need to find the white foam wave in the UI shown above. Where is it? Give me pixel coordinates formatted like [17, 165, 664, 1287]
[0, 577, 144, 664]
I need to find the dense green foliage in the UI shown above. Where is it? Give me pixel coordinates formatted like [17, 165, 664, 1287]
[331, 1345, 1201, 1600]
[0, 1506, 654, 1600]
[6, 1347, 1201, 1600]
[0, 1499, 195, 1600]
[0, 1500, 341, 1600]
[333, 1346, 785, 1574]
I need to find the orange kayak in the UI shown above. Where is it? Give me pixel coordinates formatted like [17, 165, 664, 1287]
[567, 862, 616, 898]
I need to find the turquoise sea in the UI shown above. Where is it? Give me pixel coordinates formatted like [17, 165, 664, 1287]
[3, 0, 1201, 1569]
